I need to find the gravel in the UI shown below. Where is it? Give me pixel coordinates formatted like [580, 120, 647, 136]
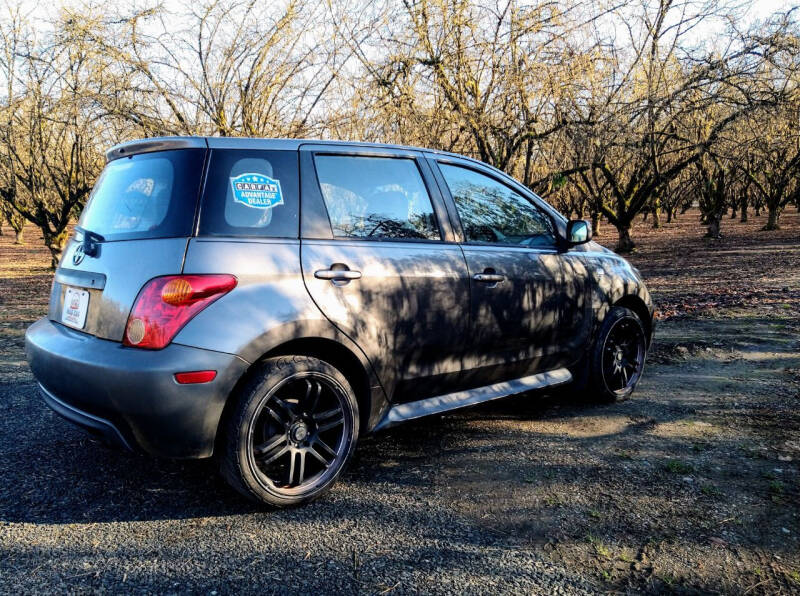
[0, 380, 596, 594]
[2, 316, 798, 594]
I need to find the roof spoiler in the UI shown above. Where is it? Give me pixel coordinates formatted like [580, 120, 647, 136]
[105, 136, 208, 162]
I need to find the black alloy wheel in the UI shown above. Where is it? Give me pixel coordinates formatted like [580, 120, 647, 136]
[247, 373, 350, 494]
[221, 356, 359, 507]
[600, 316, 646, 396]
[571, 305, 648, 403]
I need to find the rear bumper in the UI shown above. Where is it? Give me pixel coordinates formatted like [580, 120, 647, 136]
[38, 382, 135, 451]
[25, 318, 249, 458]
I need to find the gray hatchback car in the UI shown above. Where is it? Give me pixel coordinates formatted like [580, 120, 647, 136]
[26, 137, 654, 506]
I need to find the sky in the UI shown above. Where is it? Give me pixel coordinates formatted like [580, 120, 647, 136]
[746, 0, 797, 19]
[17, 0, 800, 29]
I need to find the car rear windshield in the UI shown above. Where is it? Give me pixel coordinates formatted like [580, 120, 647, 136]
[77, 149, 206, 242]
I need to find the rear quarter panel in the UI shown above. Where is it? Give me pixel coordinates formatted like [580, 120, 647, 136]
[174, 238, 387, 423]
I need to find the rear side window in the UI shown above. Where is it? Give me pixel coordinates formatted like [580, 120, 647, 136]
[78, 149, 205, 241]
[314, 155, 441, 241]
[199, 149, 299, 238]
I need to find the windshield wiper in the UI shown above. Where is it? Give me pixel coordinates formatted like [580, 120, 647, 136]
[74, 226, 105, 257]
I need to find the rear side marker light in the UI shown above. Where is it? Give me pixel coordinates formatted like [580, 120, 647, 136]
[124, 274, 237, 350]
[174, 370, 217, 384]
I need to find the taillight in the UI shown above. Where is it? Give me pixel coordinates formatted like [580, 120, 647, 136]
[124, 275, 237, 349]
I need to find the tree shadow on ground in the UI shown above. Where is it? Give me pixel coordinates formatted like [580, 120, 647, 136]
[1, 315, 798, 593]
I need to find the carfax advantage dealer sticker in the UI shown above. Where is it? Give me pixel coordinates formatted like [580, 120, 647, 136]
[230, 173, 284, 209]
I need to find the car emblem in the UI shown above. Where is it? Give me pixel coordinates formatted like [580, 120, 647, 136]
[72, 244, 85, 265]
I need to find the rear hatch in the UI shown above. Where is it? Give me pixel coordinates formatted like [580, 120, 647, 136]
[49, 145, 207, 341]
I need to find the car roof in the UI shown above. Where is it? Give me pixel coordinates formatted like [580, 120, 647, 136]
[106, 135, 484, 166]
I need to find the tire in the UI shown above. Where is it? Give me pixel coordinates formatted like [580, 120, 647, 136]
[571, 306, 648, 403]
[219, 355, 359, 507]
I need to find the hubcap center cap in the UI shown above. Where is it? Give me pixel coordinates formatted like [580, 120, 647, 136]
[290, 421, 309, 443]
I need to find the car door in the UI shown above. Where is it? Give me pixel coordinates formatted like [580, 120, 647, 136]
[299, 145, 470, 403]
[430, 157, 567, 387]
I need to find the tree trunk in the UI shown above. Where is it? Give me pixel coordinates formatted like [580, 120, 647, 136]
[590, 211, 600, 236]
[755, 204, 761, 217]
[6, 214, 25, 244]
[705, 213, 722, 238]
[43, 229, 69, 269]
[666, 206, 675, 223]
[730, 207, 737, 219]
[616, 225, 635, 253]
[740, 198, 748, 223]
[763, 206, 780, 230]
[651, 205, 661, 229]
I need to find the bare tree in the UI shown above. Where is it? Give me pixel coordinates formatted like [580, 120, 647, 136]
[0, 7, 104, 267]
[331, 0, 599, 173]
[78, 0, 344, 138]
[1, 0, 799, 261]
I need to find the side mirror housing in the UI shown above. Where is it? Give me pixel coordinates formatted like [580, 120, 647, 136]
[566, 219, 592, 246]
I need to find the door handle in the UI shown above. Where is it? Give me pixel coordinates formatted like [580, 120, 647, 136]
[314, 268, 362, 281]
[473, 273, 505, 283]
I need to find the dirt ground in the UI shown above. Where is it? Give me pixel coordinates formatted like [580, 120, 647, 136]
[0, 208, 798, 594]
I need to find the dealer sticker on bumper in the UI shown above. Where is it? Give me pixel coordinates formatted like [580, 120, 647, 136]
[62, 287, 89, 329]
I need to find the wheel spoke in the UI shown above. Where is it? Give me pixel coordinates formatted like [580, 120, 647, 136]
[317, 416, 344, 433]
[254, 433, 287, 457]
[308, 444, 331, 467]
[272, 397, 295, 418]
[265, 406, 288, 428]
[288, 450, 297, 485]
[304, 380, 322, 412]
[314, 437, 337, 458]
[297, 450, 306, 485]
[261, 444, 289, 466]
[314, 407, 342, 423]
[612, 368, 622, 389]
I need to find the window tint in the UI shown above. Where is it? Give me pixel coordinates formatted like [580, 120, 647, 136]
[439, 163, 555, 247]
[314, 155, 440, 241]
[199, 149, 299, 238]
[78, 149, 205, 241]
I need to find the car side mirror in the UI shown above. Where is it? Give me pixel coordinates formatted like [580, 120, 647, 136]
[566, 219, 592, 246]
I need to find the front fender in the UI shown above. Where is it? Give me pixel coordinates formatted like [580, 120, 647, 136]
[580, 253, 654, 343]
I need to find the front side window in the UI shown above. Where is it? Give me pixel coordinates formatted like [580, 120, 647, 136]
[199, 149, 299, 238]
[314, 155, 441, 241]
[439, 163, 556, 247]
